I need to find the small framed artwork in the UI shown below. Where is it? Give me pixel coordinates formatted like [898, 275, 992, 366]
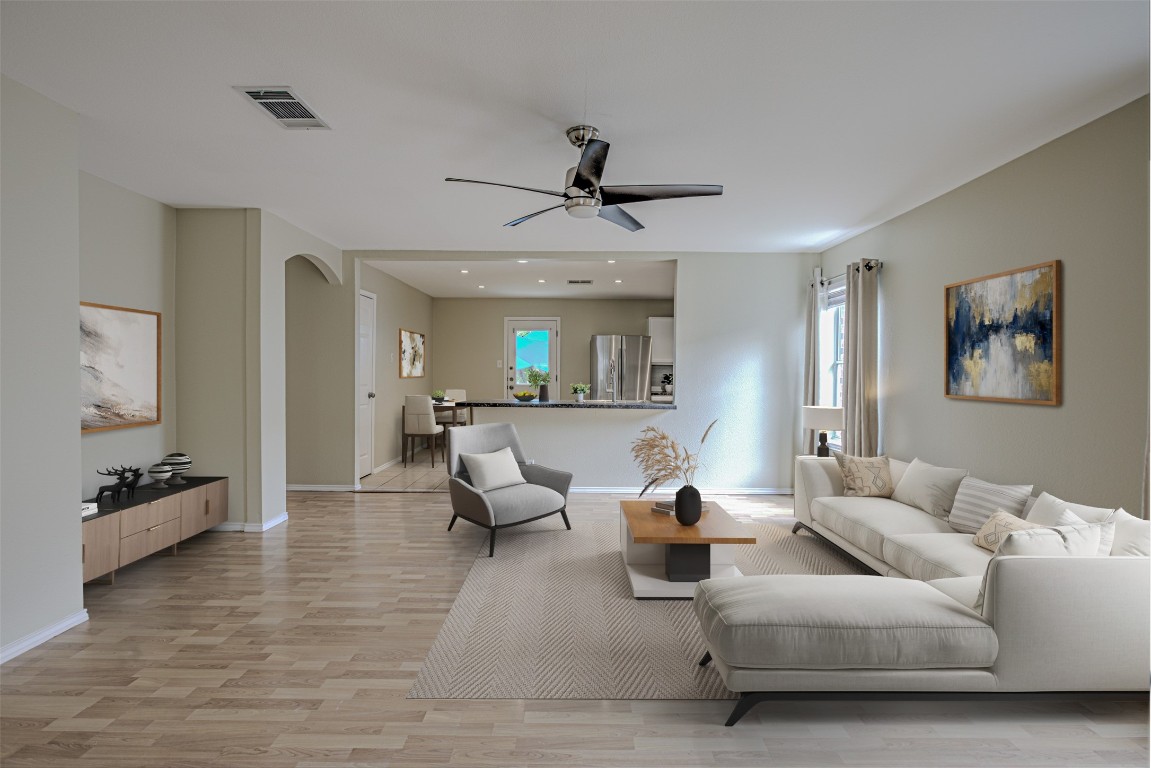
[80, 302, 162, 432]
[945, 260, 1060, 405]
[399, 328, 426, 378]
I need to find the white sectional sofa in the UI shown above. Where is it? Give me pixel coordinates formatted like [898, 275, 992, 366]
[693, 455, 1150, 725]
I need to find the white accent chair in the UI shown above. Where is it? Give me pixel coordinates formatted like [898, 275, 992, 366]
[446, 423, 572, 556]
[402, 395, 445, 467]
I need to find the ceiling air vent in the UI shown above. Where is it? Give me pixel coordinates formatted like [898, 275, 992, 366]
[234, 86, 330, 130]
[567, 279, 594, 285]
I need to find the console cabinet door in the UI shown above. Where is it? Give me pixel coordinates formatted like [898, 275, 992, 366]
[205, 479, 228, 529]
[180, 485, 209, 539]
[82, 514, 120, 582]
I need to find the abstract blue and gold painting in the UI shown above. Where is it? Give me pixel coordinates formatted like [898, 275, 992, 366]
[945, 261, 1060, 405]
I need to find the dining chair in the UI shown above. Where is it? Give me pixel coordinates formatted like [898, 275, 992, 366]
[402, 395, 445, 467]
[435, 388, 469, 427]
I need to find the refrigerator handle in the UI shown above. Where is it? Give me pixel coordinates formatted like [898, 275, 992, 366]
[608, 358, 616, 399]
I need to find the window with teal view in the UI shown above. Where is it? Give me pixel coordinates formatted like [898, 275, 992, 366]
[514, 330, 550, 385]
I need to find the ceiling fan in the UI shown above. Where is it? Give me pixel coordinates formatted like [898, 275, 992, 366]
[446, 125, 723, 232]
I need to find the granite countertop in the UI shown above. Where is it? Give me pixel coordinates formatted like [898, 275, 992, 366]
[458, 399, 676, 410]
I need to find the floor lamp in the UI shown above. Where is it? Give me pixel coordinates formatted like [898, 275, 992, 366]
[802, 406, 844, 458]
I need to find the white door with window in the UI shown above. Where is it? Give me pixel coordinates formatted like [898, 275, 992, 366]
[357, 291, 377, 478]
[503, 318, 559, 396]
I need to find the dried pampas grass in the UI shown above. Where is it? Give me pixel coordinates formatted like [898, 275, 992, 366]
[630, 419, 717, 496]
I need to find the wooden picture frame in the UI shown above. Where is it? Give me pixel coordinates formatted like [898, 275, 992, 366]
[80, 302, 162, 432]
[399, 328, 426, 378]
[944, 260, 1060, 405]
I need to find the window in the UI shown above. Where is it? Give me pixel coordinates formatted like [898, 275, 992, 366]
[818, 275, 846, 447]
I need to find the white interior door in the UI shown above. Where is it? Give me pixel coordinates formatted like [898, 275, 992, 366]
[357, 291, 377, 478]
[503, 317, 560, 396]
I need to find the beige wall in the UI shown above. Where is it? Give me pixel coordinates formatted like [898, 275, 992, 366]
[1, 76, 85, 652]
[822, 97, 1149, 514]
[174, 209, 250, 523]
[359, 263, 434, 469]
[79, 173, 178, 497]
[285, 254, 356, 486]
[431, 298, 674, 400]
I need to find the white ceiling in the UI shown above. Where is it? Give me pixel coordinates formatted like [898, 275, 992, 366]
[365, 258, 676, 299]
[2, 1, 1147, 254]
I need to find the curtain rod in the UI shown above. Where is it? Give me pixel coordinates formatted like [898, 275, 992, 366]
[819, 259, 882, 285]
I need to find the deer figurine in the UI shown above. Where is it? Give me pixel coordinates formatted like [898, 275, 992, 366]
[95, 467, 129, 505]
[119, 466, 143, 499]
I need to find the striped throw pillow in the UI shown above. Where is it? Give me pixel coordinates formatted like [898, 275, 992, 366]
[948, 476, 1034, 534]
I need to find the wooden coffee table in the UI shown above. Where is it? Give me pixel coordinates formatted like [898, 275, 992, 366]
[619, 498, 756, 599]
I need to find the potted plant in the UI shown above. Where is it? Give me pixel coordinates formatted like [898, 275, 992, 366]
[431, 389, 446, 403]
[630, 419, 717, 525]
[525, 366, 551, 402]
[661, 372, 674, 394]
[571, 382, 591, 403]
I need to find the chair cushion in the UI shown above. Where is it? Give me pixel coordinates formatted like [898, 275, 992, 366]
[460, 447, 525, 491]
[693, 575, 997, 670]
[883, 533, 993, 580]
[812, 497, 953, 561]
[484, 483, 565, 525]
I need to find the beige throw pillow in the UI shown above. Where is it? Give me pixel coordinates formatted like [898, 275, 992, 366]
[459, 447, 526, 491]
[832, 451, 894, 497]
[973, 510, 1042, 552]
[891, 458, 969, 519]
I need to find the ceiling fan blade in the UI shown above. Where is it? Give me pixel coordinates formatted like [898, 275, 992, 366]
[572, 139, 609, 193]
[446, 178, 565, 198]
[597, 205, 644, 232]
[599, 184, 723, 206]
[504, 204, 565, 227]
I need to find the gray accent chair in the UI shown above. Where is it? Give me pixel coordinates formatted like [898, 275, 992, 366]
[447, 423, 572, 556]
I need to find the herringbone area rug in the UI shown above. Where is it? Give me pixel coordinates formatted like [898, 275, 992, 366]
[408, 518, 863, 700]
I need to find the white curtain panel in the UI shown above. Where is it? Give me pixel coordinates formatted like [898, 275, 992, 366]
[801, 279, 822, 455]
[844, 260, 880, 456]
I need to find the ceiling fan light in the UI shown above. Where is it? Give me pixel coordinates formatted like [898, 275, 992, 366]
[565, 197, 601, 219]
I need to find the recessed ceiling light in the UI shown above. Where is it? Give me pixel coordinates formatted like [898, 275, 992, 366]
[478, 285, 485, 289]
[615, 279, 623, 283]
[517, 259, 529, 264]
[607, 260, 616, 264]
[460, 269, 469, 274]
[538, 279, 546, 283]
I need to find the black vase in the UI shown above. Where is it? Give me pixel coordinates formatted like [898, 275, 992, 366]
[674, 484, 702, 526]
[538, 383, 550, 402]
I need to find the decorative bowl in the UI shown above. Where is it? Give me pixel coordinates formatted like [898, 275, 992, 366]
[513, 392, 537, 402]
[161, 452, 192, 484]
[147, 463, 174, 488]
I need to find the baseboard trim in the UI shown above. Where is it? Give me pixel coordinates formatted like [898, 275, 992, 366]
[211, 522, 245, 532]
[286, 484, 357, 492]
[0, 609, 89, 663]
[243, 513, 288, 533]
[372, 457, 401, 474]
[571, 487, 793, 495]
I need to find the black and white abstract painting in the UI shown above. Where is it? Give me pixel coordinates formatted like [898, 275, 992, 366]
[80, 302, 161, 432]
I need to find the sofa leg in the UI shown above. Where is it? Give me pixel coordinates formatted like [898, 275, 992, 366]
[698, 651, 712, 667]
[488, 528, 496, 557]
[448, 514, 457, 531]
[725, 692, 766, 726]
[560, 508, 571, 530]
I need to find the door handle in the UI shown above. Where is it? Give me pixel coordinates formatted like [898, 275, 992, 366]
[367, 392, 376, 398]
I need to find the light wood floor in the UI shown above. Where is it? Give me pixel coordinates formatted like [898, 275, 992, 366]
[2, 493, 1146, 767]
[358, 448, 449, 492]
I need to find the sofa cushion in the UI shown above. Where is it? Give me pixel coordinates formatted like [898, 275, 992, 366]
[927, 576, 983, 611]
[947, 476, 1033, 534]
[883, 533, 993, 580]
[1111, 508, 1150, 556]
[832, 451, 894, 497]
[812, 496, 953, 561]
[693, 575, 998, 670]
[973, 510, 1044, 552]
[1025, 491, 1114, 525]
[483, 482, 564, 525]
[891, 458, 969, 520]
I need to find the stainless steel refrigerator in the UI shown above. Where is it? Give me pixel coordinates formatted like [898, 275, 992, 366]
[590, 335, 652, 401]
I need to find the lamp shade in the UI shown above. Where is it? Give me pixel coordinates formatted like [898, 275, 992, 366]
[802, 405, 844, 431]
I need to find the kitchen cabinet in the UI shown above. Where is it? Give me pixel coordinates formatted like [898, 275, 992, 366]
[648, 317, 675, 364]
